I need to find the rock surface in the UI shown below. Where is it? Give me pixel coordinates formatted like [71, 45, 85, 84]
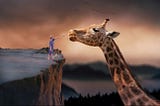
[35, 47, 49, 54]
[37, 60, 65, 106]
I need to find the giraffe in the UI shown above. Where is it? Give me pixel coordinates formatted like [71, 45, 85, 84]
[68, 19, 160, 106]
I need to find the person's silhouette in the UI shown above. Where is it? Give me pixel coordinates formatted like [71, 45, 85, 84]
[48, 35, 55, 60]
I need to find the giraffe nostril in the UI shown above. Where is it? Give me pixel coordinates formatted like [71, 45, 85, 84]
[69, 37, 77, 41]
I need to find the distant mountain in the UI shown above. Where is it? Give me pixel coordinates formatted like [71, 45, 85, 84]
[63, 62, 160, 81]
[88, 61, 109, 72]
[130, 65, 160, 79]
[152, 74, 160, 80]
[62, 83, 78, 99]
[130, 65, 160, 74]
[35, 47, 49, 54]
[63, 64, 110, 80]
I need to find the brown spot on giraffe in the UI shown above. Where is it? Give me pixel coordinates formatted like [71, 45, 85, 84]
[130, 86, 142, 95]
[114, 58, 119, 65]
[106, 47, 112, 52]
[121, 93, 129, 104]
[109, 59, 114, 65]
[108, 52, 114, 57]
[137, 98, 145, 105]
[141, 96, 149, 102]
[122, 71, 133, 84]
[130, 100, 137, 106]
[125, 88, 134, 98]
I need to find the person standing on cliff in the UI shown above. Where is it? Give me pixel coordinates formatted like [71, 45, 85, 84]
[48, 35, 55, 60]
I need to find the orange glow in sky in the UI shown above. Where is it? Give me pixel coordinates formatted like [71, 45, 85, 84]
[0, 0, 160, 67]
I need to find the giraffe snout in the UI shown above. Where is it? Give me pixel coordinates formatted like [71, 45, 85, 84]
[68, 29, 77, 42]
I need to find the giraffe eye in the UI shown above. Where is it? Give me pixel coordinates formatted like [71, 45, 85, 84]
[93, 28, 99, 32]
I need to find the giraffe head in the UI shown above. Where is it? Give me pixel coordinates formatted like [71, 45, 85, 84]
[68, 19, 120, 46]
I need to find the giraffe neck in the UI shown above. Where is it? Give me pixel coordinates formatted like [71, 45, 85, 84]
[100, 37, 160, 106]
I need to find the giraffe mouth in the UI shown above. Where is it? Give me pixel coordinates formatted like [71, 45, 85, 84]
[69, 34, 77, 42]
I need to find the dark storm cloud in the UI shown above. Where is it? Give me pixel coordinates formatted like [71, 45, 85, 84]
[0, 0, 87, 28]
[0, 0, 160, 28]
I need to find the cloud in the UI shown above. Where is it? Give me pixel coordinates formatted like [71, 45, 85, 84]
[0, 0, 160, 46]
[0, 0, 160, 27]
[0, 0, 160, 66]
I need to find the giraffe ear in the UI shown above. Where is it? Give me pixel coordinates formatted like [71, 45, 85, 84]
[107, 31, 120, 38]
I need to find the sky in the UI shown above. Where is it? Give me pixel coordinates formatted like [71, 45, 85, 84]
[0, 0, 160, 67]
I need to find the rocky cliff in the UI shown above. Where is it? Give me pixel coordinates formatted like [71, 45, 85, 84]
[0, 49, 65, 106]
[37, 60, 65, 106]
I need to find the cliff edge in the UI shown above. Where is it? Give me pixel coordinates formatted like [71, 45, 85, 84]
[37, 58, 65, 105]
[0, 49, 65, 106]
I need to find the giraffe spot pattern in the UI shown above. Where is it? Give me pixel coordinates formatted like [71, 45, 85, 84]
[130, 87, 142, 95]
[137, 98, 145, 105]
[130, 101, 136, 106]
[114, 58, 119, 65]
[109, 59, 114, 65]
[106, 47, 112, 52]
[108, 52, 114, 57]
[121, 93, 128, 104]
[114, 68, 123, 84]
[123, 72, 132, 84]
[86, 39, 90, 42]
[120, 63, 125, 71]
[100, 37, 104, 42]
[102, 44, 106, 48]
[105, 41, 109, 45]
[141, 96, 149, 102]
[122, 85, 126, 89]
[101, 34, 160, 106]
[98, 43, 102, 46]
[97, 35, 101, 39]
[114, 52, 119, 58]
[125, 88, 133, 98]
[116, 68, 121, 74]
